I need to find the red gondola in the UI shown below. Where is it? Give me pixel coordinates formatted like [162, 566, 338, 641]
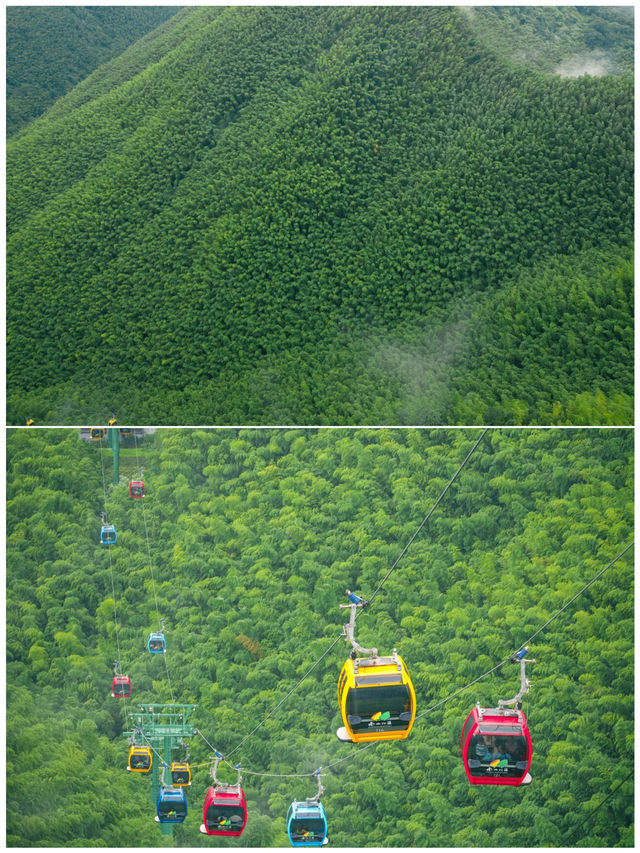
[112, 675, 132, 698]
[201, 786, 247, 836]
[461, 648, 534, 787]
[461, 705, 532, 786]
[200, 757, 247, 837]
[129, 480, 145, 498]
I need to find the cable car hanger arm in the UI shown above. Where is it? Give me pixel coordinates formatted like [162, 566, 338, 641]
[497, 648, 535, 710]
[340, 595, 377, 658]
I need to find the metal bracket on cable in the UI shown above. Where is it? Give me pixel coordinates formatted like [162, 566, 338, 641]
[210, 751, 223, 786]
[498, 647, 535, 710]
[309, 768, 324, 803]
[339, 590, 377, 657]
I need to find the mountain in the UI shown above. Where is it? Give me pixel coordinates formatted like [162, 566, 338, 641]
[6, 6, 633, 425]
[6, 427, 633, 846]
[6, 6, 181, 137]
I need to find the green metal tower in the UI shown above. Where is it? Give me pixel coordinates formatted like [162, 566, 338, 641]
[124, 704, 198, 837]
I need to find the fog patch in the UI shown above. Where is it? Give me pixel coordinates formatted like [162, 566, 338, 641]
[554, 51, 615, 78]
[369, 313, 472, 424]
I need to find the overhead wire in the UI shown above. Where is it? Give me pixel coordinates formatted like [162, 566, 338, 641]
[363, 427, 488, 609]
[98, 437, 126, 713]
[562, 768, 634, 844]
[134, 430, 175, 703]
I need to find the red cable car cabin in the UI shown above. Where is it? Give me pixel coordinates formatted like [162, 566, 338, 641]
[461, 705, 531, 786]
[129, 481, 145, 498]
[201, 786, 247, 837]
[111, 675, 132, 698]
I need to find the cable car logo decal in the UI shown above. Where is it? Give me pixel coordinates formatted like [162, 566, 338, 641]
[488, 758, 509, 770]
[370, 711, 391, 722]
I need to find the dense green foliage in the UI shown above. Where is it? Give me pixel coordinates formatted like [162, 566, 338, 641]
[463, 6, 634, 76]
[6, 6, 180, 137]
[7, 427, 633, 846]
[6, 7, 633, 425]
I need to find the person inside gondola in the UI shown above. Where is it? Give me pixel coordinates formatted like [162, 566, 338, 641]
[500, 736, 526, 763]
[475, 735, 499, 761]
[291, 819, 326, 841]
[131, 752, 150, 769]
[204, 804, 244, 833]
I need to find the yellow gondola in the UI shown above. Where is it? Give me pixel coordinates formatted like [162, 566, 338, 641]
[337, 651, 416, 743]
[90, 427, 106, 440]
[128, 745, 152, 773]
[171, 761, 191, 786]
[336, 590, 416, 743]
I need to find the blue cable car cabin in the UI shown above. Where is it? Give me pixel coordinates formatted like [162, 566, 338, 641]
[156, 787, 187, 823]
[100, 525, 117, 544]
[147, 632, 166, 654]
[286, 801, 328, 847]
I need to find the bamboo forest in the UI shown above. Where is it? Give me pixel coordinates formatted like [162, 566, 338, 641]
[6, 427, 633, 846]
[6, 5, 634, 425]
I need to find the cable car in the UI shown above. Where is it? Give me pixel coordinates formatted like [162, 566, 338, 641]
[128, 745, 152, 773]
[171, 761, 191, 786]
[26, 418, 35, 426]
[119, 427, 132, 436]
[461, 648, 534, 786]
[461, 705, 532, 786]
[111, 675, 131, 698]
[129, 480, 145, 498]
[337, 591, 417, 743]
[108, 417, 118, 427]
[100, 524, 117, 544]
[200, 785, 247, 837]
[337, 651, 416, 743]
[147, 632, 166, 654]
[90, 428, 105, 440]
[287, 801, 328, 847]
[156, 787, 187, 823]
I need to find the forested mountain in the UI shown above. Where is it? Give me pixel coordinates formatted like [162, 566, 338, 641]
[6, 6, 180, 137]
[6, 428, 633, 846]
[6, 6, 633, 425]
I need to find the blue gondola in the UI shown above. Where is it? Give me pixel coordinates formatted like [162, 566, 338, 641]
[156, 787, 187, 823]
[147, 632, 166, 654]
[286, 801, 328, 847]
[100, 525, 117, 544]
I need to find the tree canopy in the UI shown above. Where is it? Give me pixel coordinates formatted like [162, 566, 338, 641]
[6, 6, 633, 425]
[6, 427, 633, 846]
[6, 6, 181, 137]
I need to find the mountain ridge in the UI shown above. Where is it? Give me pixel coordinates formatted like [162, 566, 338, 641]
[6, 6, 633, 424]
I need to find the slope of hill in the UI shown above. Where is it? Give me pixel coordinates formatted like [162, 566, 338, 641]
[6, 6, 181, 137]
[460, 5, 634, 76]
[6, 6, 633, 425]
[6, 427, 633, 846]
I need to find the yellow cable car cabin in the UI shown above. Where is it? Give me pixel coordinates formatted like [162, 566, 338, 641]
[128, 745, 152, 773]
[171, 762, 191, 786]
[337, 651, 416, 743]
